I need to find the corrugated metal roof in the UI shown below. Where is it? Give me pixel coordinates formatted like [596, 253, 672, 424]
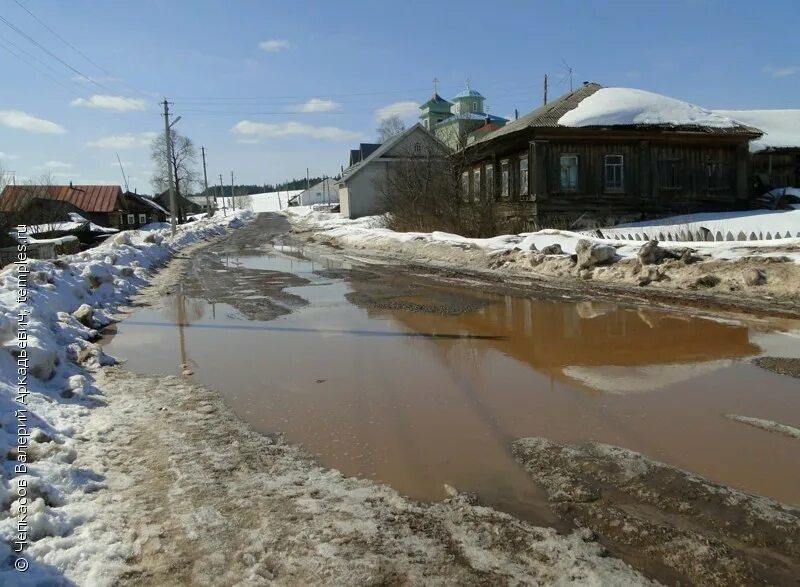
[0, 184, 123, 213]
[470, 83, 761, 148]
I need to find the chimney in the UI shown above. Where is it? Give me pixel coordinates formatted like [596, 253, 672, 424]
[514, 109, 519, 120]
[69, 181, 73, 189]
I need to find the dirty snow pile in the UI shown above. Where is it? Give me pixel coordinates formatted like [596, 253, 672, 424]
[559, 87, 740, 128]
[0, 210, 251, 585]
[287, 206, 800, 264]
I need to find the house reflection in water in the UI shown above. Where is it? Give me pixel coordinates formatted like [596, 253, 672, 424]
[366, 295, 760, 394]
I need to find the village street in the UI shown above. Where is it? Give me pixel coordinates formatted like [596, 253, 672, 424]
[85, 212, 800, 585]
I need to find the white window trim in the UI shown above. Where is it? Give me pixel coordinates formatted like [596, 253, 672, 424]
[127, 213, 135, 225]
[138, 213, 147, 224]
[500, 159, 510, 198]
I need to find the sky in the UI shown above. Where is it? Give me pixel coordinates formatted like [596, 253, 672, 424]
[0, 0, 798, 194]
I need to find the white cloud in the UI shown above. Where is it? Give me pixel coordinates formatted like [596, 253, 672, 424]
[231, 120, 362, 142]
[297, 98, 340, 113]
[259, 39, 291, 52]
[0, 152, 19, 160]
[70, 94, 148, 112]
[374, 101, 420, 121]
[44, 161, 73, 169]
[0, 110, 66, 134]
[763, 65, 800, 78]
[86, 131, 158, 149]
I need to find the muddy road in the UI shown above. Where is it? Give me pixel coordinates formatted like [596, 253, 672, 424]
[103, 212, 800, 584]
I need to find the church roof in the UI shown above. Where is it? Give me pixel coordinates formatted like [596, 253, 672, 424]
[453, 88, 484, 100]
[420, 93, 453, 108]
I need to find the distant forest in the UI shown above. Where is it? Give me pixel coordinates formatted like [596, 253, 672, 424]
[192, 176, 332, 198]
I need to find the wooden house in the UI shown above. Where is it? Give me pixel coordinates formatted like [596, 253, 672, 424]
[461, 83, 762, 229]
[0, 184, 167, 229]
[713, 109, 800, 193]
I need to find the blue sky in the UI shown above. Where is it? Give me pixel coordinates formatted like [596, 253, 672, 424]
[0, 0, 798, 193]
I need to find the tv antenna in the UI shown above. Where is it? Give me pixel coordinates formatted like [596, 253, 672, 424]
[558, 58, 574, 92]
[116, 153, 129, 192]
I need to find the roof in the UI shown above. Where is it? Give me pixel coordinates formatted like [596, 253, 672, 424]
[0, 184, 122, 213]
[559, 87, 757, 131]
[341, 124, 451, 183]
[349, 143, 381, 166]
[436, 112, 509, 125]
[470, 83, 760, 148]
[125, 191, 169, 214]
[453, 88, 484, 100]
[420, 93, 453, 108]
[712, 109, 800, 152]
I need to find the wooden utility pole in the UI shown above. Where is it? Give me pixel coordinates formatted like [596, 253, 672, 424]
[163, 99, 177, 235]
[230, 171, 236, 211]
[200, 146, 211, 214]
[543, 74, 548, 105]
[219, 174, 227, 217]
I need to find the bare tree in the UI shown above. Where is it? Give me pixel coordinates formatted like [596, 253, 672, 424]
[376, 115, 406, 142]
[150, 130, 199, 222]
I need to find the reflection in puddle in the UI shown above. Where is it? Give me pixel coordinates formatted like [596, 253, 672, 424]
[105, 248, 800, 518]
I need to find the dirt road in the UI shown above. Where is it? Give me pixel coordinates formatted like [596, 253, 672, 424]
[93, 213, 799, 585]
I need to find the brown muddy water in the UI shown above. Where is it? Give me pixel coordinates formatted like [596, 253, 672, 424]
[104, 243, 800, 521]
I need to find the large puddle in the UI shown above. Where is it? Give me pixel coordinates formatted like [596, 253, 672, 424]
[104, 244, 800, 520]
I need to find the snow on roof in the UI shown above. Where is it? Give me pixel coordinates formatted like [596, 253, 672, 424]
[559, 87, 743, 129]
[713, 109, 800, 152]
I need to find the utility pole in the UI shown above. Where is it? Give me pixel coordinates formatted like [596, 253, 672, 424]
[543, 74, 548, 105]
[306, 168, 310, 191]
[219, 174, 227, 217]
[163, 99, 177, 235]
[201, 146, 211, 215]
[230, 171, 236, 211]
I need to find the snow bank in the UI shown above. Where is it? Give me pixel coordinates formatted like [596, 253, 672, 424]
[0, 210, 251, 584]
[559, 87, 740, 128]
[287, 208, 800, 264]
[713, 109, 800, 152]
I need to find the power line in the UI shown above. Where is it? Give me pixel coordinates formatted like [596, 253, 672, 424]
[0, 12, 116, 93]
[12, 0, 114, 77]
[0, 37, 86, 98]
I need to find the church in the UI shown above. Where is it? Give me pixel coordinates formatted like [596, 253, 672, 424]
[419, 83, 508, 150]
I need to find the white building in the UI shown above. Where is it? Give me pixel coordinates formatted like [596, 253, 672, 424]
[292, 178, 339, 206]
[338, 124, 451, 218]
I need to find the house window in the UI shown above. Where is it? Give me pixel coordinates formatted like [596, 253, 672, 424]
[413, 142, 422, 154]
[472, 101, 478, 111]
[658, 159, 682, 190]
[604, 155, 624, 190]
[127, 213, 135, 225]
[519, 156, 529, 197]
[461, 171, 470, 201]
[486, 164, 494, 199]
[138, 213, 147, 224]
[500, 160, 509, 198]
[473, 168, 481, 197]
[706, 160, 726, 191]
[560, 155, 578, 191]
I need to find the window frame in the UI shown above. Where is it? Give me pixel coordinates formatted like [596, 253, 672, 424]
[485, 164, 494, 200]
[559, 154, 579, 192]
[658, 158, 682, 191]
[604, 154, 624, 192]
[472, 167, 481, 198]
[706, 160, 727, 192]
[138, 213, 147, 225]
[461, 171, 470, 202]
[519, 155, 529, 198]
[126, 213, 135, 225]
[500, 159, 510, 198]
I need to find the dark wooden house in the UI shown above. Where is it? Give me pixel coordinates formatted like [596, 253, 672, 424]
[713, 109, 800, 194]
[461, 83, 762, 229]
[0, 184, 167, 229]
